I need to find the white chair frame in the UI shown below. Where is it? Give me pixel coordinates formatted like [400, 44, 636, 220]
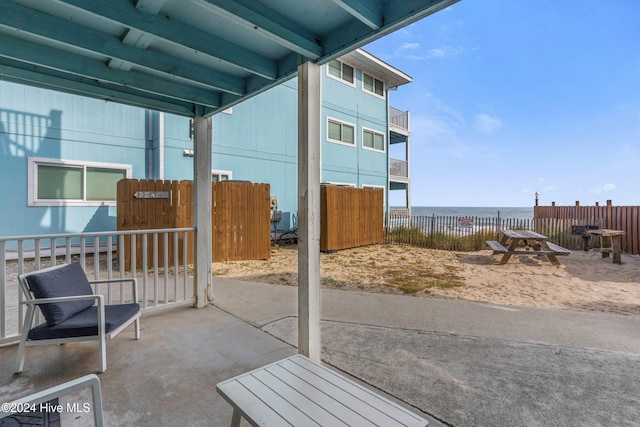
[16, 263, 141, 373]
[0, 374, 104, 426]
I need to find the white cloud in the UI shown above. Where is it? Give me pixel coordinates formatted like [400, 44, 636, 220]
[428, 45, 464, 58]
[590, 183, 617, 194]
[474, 114, 502, 134]
[400, 45, 466, 61]
[400, 42, 420, 50]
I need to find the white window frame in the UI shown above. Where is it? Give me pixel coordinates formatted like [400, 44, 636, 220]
[326, 60, 356, 87]
[362, 72, 385, 99]
[362, 184, 386, 207]
[362, 127, 386, 153]
[212, 169, 233, 182]
[326, 117, 356, 147]
[28, 157, 132, 207]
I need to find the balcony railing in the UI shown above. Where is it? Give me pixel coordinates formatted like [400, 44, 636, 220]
[389, 158, 408, 180]
[0, 227, 194, 346]
[389, 106, 409, 132]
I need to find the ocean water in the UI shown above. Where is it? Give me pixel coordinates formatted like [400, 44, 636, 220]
[410, 206, 534, 221]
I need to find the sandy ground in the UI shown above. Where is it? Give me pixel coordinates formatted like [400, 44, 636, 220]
[212, 243, 640, 315]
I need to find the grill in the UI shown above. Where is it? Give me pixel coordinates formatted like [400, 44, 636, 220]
[571, 225, 600, 251]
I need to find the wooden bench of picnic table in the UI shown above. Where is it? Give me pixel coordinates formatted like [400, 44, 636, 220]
[486, 240, 508, 253]
[545, 241, 572, 255]
[216, 354, 429, 427]
[487, 240, 571, 256]
[486, 229, 571, 265]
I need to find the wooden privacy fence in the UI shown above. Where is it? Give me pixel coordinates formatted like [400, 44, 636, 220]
[212, 181, 271, 262]
[117, 179, 193, 269]
[535, 201, 640, 255]
[117, 179, 270, 266]
[321, 184, 384, 252]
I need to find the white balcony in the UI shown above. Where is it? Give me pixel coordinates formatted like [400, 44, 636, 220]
[389, 158, 409, 182]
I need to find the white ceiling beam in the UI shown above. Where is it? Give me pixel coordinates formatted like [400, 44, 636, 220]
[0, 35, 222, 108]
[0, 2, 246, 95]
[196, 0, 323, 59]
[56, 0, 279, 80]
[134, 0, 168, 15]
[332, 0, 382, 30]
[0, 61, 194, 116]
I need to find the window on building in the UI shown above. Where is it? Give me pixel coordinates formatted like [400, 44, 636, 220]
[327, 60, 354, 85]
[327, 118, 355, 146]
[28, 157, 131, 206]
[362, 129, 385, 151]
[363, 73, 385, 97]
[327, 182, 356, 187]
[212, 169, 232, 182]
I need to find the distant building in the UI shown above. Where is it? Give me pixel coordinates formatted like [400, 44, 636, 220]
[0, 49, 411, 237]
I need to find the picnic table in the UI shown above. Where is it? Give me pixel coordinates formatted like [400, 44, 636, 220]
[586, 229, 625, 264]
[486, 229, 571, 265]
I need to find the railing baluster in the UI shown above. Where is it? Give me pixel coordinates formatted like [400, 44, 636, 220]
[80, 236, 86, 271]
[183, 231, 188, 300]
[153, 233, 158, 307]
[50, 238, 56, 267]
[130, 234, 137, 305]
[119, 234, 125, 304]
[93, 236, 100, 281]
[65, 237, 72, 264]
[163, 232, 169, 304]
[17, 240, 24, 336]
[34, 239, 41, 271]
[174, 231, 179, 302]
[142, 233, 148, 309]
[0, 241, 6, 339]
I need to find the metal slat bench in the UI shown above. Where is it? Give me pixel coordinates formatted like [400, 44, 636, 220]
[216, 354, 428, 427]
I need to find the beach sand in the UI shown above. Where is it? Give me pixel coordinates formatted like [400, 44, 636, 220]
[212, 244, 640, 315]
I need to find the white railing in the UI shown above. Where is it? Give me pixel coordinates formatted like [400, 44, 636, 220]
[389, 158, 408, 179]
[389, 106, 409, 132]
[0, 227, 194, 346]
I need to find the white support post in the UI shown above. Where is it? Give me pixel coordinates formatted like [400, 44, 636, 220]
[297, 61, 321, 361]
[193, 116, 213, 308]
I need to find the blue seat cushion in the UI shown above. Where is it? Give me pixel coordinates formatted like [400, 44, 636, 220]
[26, 263, 95, 326]
[27, 303, 140, 340]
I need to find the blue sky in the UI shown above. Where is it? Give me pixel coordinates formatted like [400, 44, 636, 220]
[366, 0, 640, 207]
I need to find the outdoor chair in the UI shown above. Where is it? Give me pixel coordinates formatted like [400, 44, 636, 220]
[16, 262, 141, 374]
[0, 374, 104, 426]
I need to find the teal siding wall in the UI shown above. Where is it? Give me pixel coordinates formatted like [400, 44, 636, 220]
[156, 112, 193, 180]
[212, 81, 298, 230]
[0, 81, 147, 236]
[322, 68, 388, 193]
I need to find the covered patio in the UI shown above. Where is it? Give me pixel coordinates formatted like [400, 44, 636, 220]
[0, 0, 457, 424]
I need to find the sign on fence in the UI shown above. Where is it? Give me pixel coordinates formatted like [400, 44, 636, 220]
[133, 191, 169, 199]
[457, 217, 474, 228]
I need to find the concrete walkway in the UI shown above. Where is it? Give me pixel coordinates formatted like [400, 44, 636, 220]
[213, 278, 640, 427]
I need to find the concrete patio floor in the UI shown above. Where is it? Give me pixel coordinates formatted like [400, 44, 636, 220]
[0, 303, 297, 426]
[2, 277, 640, 426]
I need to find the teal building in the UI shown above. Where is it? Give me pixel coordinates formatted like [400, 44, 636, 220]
[0, 49, 411, 237]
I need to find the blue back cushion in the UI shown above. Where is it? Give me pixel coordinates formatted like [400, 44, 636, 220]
[26, 263, 94, 326]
